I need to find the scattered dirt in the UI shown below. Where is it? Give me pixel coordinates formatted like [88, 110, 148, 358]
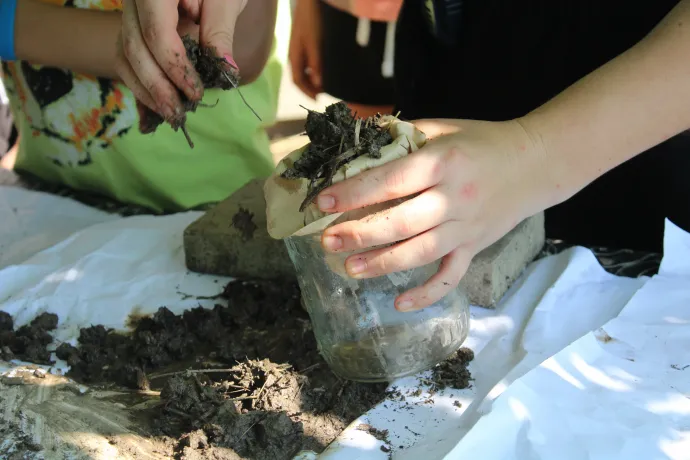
[138, 35, 257, 149]
[357, 423, 392, 458]
[280, 102, 393, 211]
[356, 423, 389, 442]
[52, 279, 393, 458]
[2, 279, 475, 459]
[232, 207, 258, 241]
[429, 347, 474, 391]
[0, 312, 58, 365]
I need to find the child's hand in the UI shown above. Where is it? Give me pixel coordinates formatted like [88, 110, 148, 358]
[317, 118, 552, 311]
[116, 0, 247, 119]
[289, 0, 323, 100]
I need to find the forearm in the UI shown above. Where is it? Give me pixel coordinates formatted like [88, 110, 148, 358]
[520, 0, 690, 206]
[14, 0, 120, 79]
[233, 0, 278, 84]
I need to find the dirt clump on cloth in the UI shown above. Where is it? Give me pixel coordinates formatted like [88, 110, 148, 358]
[0, 312, 58, 365]
[9, 279, 474, 458]
[138, 35, 258, 148]
[429, 347, 475, 391]
[54, 279, 394, 457]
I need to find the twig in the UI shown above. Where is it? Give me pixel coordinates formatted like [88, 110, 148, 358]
[337, 381, 347, 398]
[292, 381, 305, 403]
[224, 73, 262, 121]
[114, 388, 161, 397]
[197, 99, 220, 108]
[180, 124, 194, 148]
[176, 290, 224, 301]
[166, 407, 192, 419]
[239, 417, 264, 441]
[298, 363, 321, 374]
[228, 395, 258, 402]
[200, 406, 218, 421]
[354, 119, 362, 146]
[254, 378, 270, 402]
[148, 368, 240, 381]
[224, 383, 249, 390]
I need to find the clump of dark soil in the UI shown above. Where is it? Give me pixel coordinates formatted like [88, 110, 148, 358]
[56, 280, 317, 388]
[356, 423, 389, 442]
[281, 102, 394, 211]
[0, 312, 58, 365]
[54, 279, 396, 457]
[138, 35, 258, 148]
[155, 360, 306, 459]
[19, 279, 473, 459]
[429, 347, 474, 391]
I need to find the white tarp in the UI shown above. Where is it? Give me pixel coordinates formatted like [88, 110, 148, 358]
[0, 186, 687, 459]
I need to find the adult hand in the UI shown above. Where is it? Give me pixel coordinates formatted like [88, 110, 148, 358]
[289, 0, 322, 99]
[317, 119, 551, 311]
[115, 0, 247, 121]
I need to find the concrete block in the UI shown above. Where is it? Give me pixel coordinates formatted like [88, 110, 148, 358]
[185, 180, 544, 307]
[183, 178, 295, 280]
[459, 212, 545, 308]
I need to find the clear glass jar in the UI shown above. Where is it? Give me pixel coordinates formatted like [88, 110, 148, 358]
[284, 233, 470, 382]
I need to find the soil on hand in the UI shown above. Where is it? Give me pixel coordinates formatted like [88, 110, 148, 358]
[0, 312, 59, 365]
[281, 102, 394, 211]
[138, 35, 241, 148]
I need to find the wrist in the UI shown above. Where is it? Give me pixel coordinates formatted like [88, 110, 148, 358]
[0, 0, 18, 60]
[512, 114, 574, 215]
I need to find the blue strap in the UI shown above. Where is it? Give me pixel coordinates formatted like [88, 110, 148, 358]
[0, 0, 18, 61]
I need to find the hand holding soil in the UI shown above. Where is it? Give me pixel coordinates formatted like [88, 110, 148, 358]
[116, 0, 247, 125]
[317, 118, 552, 311]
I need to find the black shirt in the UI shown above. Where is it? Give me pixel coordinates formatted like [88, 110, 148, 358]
[394, 0, 689, 252]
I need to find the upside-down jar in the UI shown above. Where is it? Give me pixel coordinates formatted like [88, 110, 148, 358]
[284, 233, 470, 383]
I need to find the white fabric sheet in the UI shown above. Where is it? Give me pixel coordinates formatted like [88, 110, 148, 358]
[0, 187, 687, 459]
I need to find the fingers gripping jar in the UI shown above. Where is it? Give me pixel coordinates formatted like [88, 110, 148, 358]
[284, 233, 470, 383]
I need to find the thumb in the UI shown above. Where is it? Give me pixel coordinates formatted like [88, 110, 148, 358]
[199, 0, 248, 69]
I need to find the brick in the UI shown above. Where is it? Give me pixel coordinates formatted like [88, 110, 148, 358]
[185, 180, 544, 308]
[183, 178, 295, 280]
[459, 212, 545, 308]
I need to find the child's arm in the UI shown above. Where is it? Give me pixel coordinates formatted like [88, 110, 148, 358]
[14, 0, 122, 79]
[233, 0, 279, 84]
[13, 0, 277, 85]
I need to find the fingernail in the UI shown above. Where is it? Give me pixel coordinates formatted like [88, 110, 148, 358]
[223, 54, 239, 70]
[188, 81, 202, 100]
[160, 104, 175, 119]
[396, 298, 415, 311]
[346, 258, 367, 276]
[322, 235, 343, 251]
[318, 194, 335, 211]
